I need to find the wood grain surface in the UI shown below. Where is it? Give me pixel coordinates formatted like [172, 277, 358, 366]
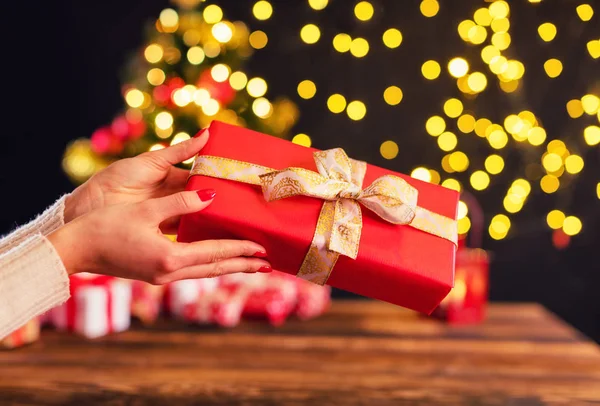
[1, 301, 599, 405]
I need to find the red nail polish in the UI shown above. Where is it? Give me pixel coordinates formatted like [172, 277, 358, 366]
[258, 266, 272, 273]
[197, 189, 216, 202]
[253, 251, 268, 258]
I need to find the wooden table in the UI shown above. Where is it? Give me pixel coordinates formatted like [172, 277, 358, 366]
[1, 301, 599, 405]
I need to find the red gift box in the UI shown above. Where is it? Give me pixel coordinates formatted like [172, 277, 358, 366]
[131, 281, 166, 324]
[183, 283, 249, 327]
[241, 272, 299, 326]
[295, 279, 332, 321]
[178, 121, 459, 313]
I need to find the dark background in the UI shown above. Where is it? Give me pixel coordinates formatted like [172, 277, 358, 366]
[2, 1, 599, 341]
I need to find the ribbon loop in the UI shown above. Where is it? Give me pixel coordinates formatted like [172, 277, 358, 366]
[190, 143, 458, 285]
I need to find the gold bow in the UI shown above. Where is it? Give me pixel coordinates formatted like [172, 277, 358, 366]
[190, 147, 457, 285]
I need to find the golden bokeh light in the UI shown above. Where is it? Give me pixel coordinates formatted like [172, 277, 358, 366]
[547, 210, 565, 230]
[327, 94, 346, 113]
[247, 77, 268, 97]
[458, 217, 471, 234]
[211, 64, 230, 82]
[527, 127, 547, 146]
[155, 111, 173, 130]
[457, 201, 469, 219]
[458, 20, 476, 41]
[170, 132, 190, 146]
[300, 24, 321, 44]
[350, 38, 369, 57]
[474, 118, 491, 138]
[425, 115, 446, 136]
[441, 178, 461, 192]
[420, 0, 440, 17]
[437, 132, 457, 151]
[491, 17, 510, 33]
[193, 88, 210, 106]
[354, 1, 374, 21]
[383, 86, 403, 105]
[297, 80, 317, 100]
[584, 125, 600, 145]
[292, 133, 312, 147]
[563, 216, 582, 236]
[202, 99, 220, 116]
[544, 58, 563, 78]
[449, 151, 469, 172]
[470, 170, 490, 191]
[253, 1, 273, 21]
[229, 71, 248, 91]
[249, 30, 268, 49]
[542, 152, 563, 172]
[159, 8, 178, 30]
[212, 22, 233, 43]
[540, 174, 560, 193]
[380, 140, 399, 160]
[581, 94, 600, 115]
[203, 5, 223, 24]
[576, 4, 594, 21]
[144, 44, 163, 63]
[488, 129, 508, 149]
[383, 29, 403, 49]
[203, 41, 221, 58]
[467, 72, 488, 93]
[347, 100, 367, 120]
[149, 144, 165, 152]
[308, 0, 328, 11]
[411, 167, 432, 182]
[489, 1, 509, 19]
[489, 214, 510, 240]
[490, 55, 508, 74]
[333, 33, 352, 52]
[474, 8, 492, 26]
[448, 58, 469, 78]
[491, 32, 511, 50]
[457, 114, 476, 133]
[443, 98, 463, 118]
[538, 23, 557, 42]
[252, 97, 273, 118]
[125, 89, 144, 108]
[429, 169, 441, 185]
[468, 25, 487, 45]
[485, 155, 504, 175]
[481, 45, 500, 64]
[587, 40, 600, 59]
[547, 139, 567, 155]
[187, 46, 205, 65]
[565, 154, 584, 174]
[421, 60, 441, 80]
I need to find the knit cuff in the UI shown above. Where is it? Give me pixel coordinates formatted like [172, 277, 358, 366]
[0, 234, 70, 339]
[0, 194, 69, 252]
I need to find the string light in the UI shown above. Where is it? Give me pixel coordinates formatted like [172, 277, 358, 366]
[292, 133, 312, 147]
[544, 59, 563, 78]
[253, 1, 273, 21]
[383, 86, 403, 105]
[350, 38, 369, 57]
[538, 23, 557, 42]
[354, 1, 374, 21]
[300, 24, 321, 44]
[576, 4, 594, 21]
[308, 0, 328, 11]
[382, 29, 402, 48]
[422, 60, 441, 80]
[380, 140, 399, 159]
[327, 94, 346, 113]
[347, 101, 367, 120]
[247, 77, 268, 97]
[203, 5, 223, 24]
[249, 31, 268, 49]
[420, 0, 440, 18]
[297, 80, 317, 99]
[333, 33, 352, 52]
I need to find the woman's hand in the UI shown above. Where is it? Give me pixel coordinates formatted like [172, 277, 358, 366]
[48, 189, 271, 284]
[64, 130, 209, 234]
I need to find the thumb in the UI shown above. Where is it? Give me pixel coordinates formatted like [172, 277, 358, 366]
[145, 189, 216, 222]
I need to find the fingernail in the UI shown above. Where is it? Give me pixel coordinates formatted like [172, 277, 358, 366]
[257, 266, 272, 273]
[253, 251, 268, 258]
[197, 189, 216, 202]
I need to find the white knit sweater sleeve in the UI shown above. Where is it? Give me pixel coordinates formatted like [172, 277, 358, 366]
[0, 196, 71, 339]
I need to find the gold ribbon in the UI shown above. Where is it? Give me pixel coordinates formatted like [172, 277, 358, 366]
[190, 146, 458, 285]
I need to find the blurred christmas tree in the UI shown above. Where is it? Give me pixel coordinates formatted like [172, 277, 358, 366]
[62, 0, 298, 184]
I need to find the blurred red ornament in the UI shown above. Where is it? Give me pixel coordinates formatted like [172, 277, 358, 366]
[153, 85, 171, 106]
[90, 127, 123, 155]
[552, 229, 570, 250]
[111, 116, 130, 141]
[197, 69, 236, 106]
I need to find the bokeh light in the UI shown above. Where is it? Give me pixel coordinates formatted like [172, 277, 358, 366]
[253, 1, 273, 21]
[327, 94, 346, 113]
[383, 86, 403, 105]
[297, 80, 317, 100]
[300, 24, 321, 44]
[354, 1, 374, 21]
[347, 101, 367, 120]
[422, 60, 441, 80]
[380, 140, 399, 159]
[383, 29, 403, 48]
